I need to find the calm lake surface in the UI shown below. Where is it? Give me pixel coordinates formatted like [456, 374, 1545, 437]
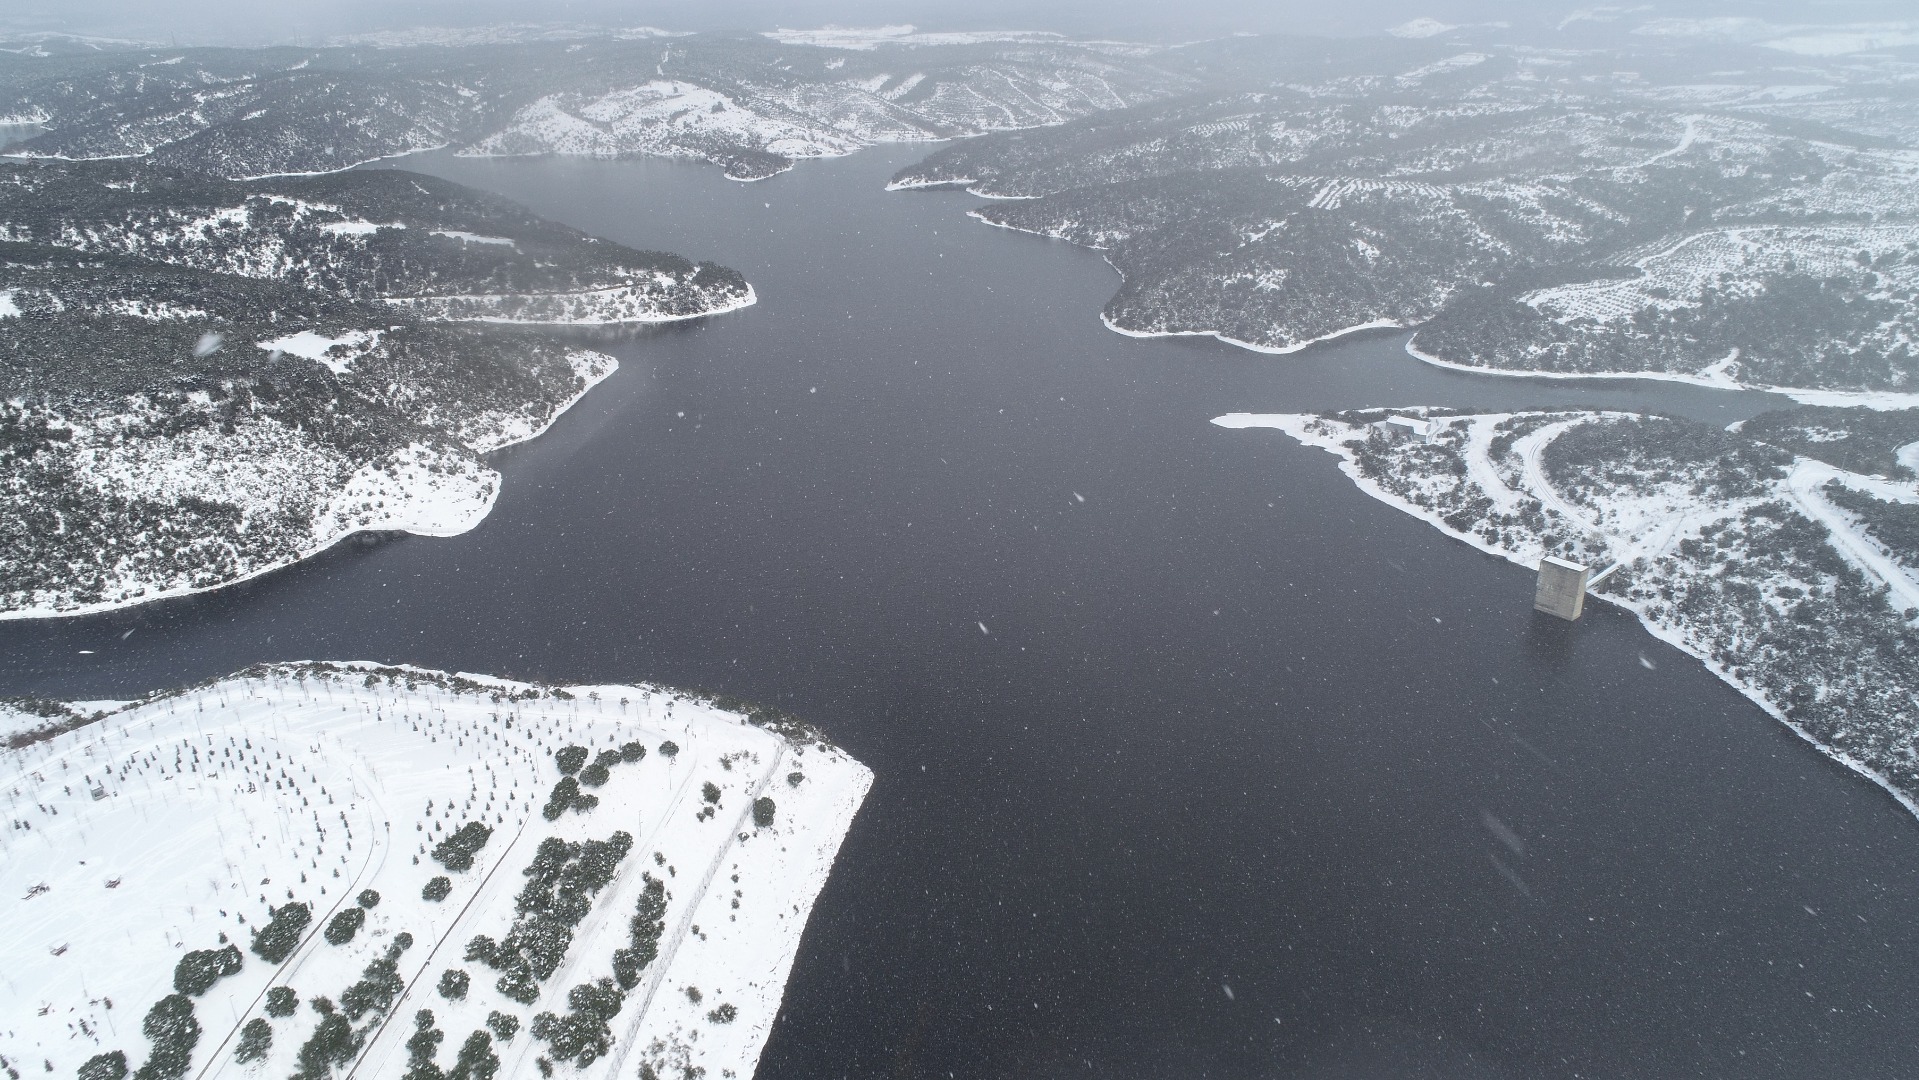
[5, 145, 1919, 1077]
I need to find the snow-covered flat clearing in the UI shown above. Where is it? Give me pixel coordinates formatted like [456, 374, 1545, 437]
[2, 663, 870, 1080]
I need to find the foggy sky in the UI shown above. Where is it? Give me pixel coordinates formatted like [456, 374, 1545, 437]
[3, 0, 1916, 48]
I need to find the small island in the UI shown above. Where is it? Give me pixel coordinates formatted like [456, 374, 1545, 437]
[1, 662, 871, 1080]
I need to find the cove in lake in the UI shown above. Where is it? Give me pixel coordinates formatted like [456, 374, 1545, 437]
[4, 145, 1918, 1077]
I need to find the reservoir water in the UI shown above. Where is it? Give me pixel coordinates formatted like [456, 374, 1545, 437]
[5, 145, 1919, 1077]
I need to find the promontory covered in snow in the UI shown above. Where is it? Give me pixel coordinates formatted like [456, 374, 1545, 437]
[892, 24, 1919, 400]
[1, 662, 870, 1080]
[0, 162, 751, 618]
[1218, 406, 1919, 811]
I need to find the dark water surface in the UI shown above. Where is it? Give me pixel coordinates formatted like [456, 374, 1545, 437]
[5, 146, 1919, 1078]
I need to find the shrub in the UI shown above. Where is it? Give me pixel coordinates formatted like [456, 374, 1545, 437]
[78, 1052, 127, 1080]
[701, 782, 720, 805]
[495, 968, 539, 1006]
[554, 746, 589, 776]
[323, 907, 365, 946]
[786, 771, 804, 787]
[339, 940, 411, 1022]
[356, 889, 381, 908]
[538, 775, 597, 818]
[264, 987, 299, 1018]
[593, 750, 621, 770]
[173, 945, 243, 995]
[752, 797, 775, 828]
[432, 822, 494, 873]
[485, 1012, 519, 1042]
[233, 1018, 272, 1063]
[611, 876, 669, 990]
[292, 1004, 355, 1080]
[251, 902, 312, 963]
[578, 763, 610, 788]
[449, 1031, 498, 1080]
[658, 741, 679, 759]
[438, 969, 470, 1001]
[134, 994, 199, 1080]
[618, 742, 645, 763]
[422, 877, 452, 902]
[706, 1004, 737, 1025]
[530, 980, 623, 1067]
[403, 1011, 443, 1080]
[483, 832, 633, 1002]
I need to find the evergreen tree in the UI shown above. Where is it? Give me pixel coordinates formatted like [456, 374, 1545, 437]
[251, 902, 311, 963]
[77, 1052, 127, 1080]
[133, 995, 200, 1080]
[233, 1019, 272, 1064]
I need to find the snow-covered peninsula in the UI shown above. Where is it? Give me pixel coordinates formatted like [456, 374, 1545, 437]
[1218, 408, 1919, 816]
[0, 162, 753, 620]
[893, 38, 1919, 396]
[1, 662, 871, 1080]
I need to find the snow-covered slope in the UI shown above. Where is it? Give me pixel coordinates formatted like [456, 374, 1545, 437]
[891, 38, 1919, 391]
[0, 161, 753, 620]
[2, 663, 871, 1080]
[0, 34, 1196, 183]
[462, 42, 1194, 181]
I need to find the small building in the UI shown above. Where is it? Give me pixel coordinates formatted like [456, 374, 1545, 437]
[1534, 556, 1590, 621]
[1372, 415, 1441, 443]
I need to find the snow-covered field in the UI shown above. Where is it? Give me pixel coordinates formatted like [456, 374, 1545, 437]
[1, 663, 871, 1080]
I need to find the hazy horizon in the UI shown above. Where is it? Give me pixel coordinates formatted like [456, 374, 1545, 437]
[4, 0, 1918, 48]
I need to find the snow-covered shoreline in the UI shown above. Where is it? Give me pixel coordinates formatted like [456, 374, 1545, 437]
[1404, 336, 1919, 411]
[0, 349, 622, 624]
[1102, 313, 1406, 356]
[960, 208, 1413, 353]
[1216, 410, 1919, 824]
[389, 282, 757, 325]
[2, 662, 872, 1080]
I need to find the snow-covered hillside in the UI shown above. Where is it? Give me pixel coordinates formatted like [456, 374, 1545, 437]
[1, 663, 871, 1080]
[890, 38, 1919, 391]
[0, 162, 753, 620]
[462, 44, 1192, 181]
[0, 34, 1195, 183]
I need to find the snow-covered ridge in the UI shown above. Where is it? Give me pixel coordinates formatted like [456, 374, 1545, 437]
[2, 662, 872, 1080]
[328, 25, 683, 48]
[1633, 16, 1919, 56]
[763, 24, 1071, 49]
